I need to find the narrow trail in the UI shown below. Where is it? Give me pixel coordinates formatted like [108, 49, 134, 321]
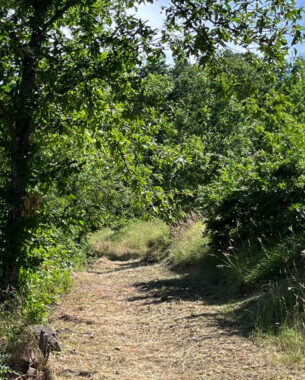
[49, 257, 304, 380]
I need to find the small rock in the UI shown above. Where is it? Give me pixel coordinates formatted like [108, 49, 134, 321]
[32, 325, 61, 352]
[26, 366, 38, 377]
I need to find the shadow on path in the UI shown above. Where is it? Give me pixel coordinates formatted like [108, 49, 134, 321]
[88, 259, 148, 275]
[130, 270, 261, 338]
[103, 252, 140, 261]
[130, 273, 231, 305]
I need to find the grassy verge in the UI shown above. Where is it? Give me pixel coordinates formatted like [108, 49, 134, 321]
[255, 326, 305, 367]
[0, 235, 89, 379]
[167, 216, 208, 267]
[90, 216, 209, 266]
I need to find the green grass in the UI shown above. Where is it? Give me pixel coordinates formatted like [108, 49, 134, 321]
[255, 326, 305, 366]
[90, 217, 210, 266]
[217, 231, 305, 365]
[168, 220, 208, 266]
[89, 228, 115, 247]
[220, 232, 305, 330]
[90, 219, 170, 260]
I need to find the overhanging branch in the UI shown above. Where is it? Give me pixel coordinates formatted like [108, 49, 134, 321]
[43, 0, 79, 32]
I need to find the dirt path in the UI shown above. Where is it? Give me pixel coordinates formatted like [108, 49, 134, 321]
[49, 257, 304, 380]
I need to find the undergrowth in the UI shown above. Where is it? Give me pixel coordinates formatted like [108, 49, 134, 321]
[90, 215, 209, 265]
[0, 233, 89, 379]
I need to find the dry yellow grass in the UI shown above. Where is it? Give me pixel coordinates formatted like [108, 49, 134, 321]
[48, 257, 305, 380]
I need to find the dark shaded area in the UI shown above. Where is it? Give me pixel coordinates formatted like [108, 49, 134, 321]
[130, 273, 231, 305]
[56, 313, 95, 326]
[130, 270, 263, 337]
[88, 259, 148, 275]
[102, 252, 141, 262]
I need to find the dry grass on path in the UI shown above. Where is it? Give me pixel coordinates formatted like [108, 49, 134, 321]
[48, 257, 305, 380]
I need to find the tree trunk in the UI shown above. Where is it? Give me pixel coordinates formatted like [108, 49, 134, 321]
[1, 4, 48, 289]
[1, 131, 30, 289]
[1, 264, 20, 293]
[1, 52, 35, 289]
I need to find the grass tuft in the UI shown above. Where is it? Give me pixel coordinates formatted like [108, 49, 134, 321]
[168, 218, 208, 267]
[255, 326, 305, 366]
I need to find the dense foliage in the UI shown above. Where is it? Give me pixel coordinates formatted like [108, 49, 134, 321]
[143, 58, 304, 237]
[1, 1, 305, 370]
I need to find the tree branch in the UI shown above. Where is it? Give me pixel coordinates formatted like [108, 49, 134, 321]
[43, 0, 79, 32]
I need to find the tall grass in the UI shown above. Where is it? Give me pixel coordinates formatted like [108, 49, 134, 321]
[167, 215, 208, 266]
[219, 231, 305, 364]
[255, 326, 305, 366]
[220, 232, 305, 328]
[90, 215, 210, 266]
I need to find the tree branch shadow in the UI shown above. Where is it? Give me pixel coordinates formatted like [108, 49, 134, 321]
[129, 269, 263, 338]
[88, 259, 149, 275]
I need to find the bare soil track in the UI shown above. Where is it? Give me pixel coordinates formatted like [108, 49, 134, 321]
[49, 257, 305, 379]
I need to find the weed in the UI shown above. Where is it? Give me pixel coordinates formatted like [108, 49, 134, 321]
[0, 354, 19, 379]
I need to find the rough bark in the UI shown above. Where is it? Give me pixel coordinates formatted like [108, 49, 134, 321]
[2, 133, 30, 289]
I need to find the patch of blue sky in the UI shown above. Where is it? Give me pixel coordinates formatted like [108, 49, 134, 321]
[134, 0, 305, 61]
[129, 0, 173, 63]
[135, 0, 169, 30]
[293, 0, 305, 57]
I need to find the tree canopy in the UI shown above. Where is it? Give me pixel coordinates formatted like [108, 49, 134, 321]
[0, 0, 303, 290]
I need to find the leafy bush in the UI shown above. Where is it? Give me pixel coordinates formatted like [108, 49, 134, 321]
[0, 353, 18, 379]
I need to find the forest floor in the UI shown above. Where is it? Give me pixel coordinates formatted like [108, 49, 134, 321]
[48, 256, 305, 380]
